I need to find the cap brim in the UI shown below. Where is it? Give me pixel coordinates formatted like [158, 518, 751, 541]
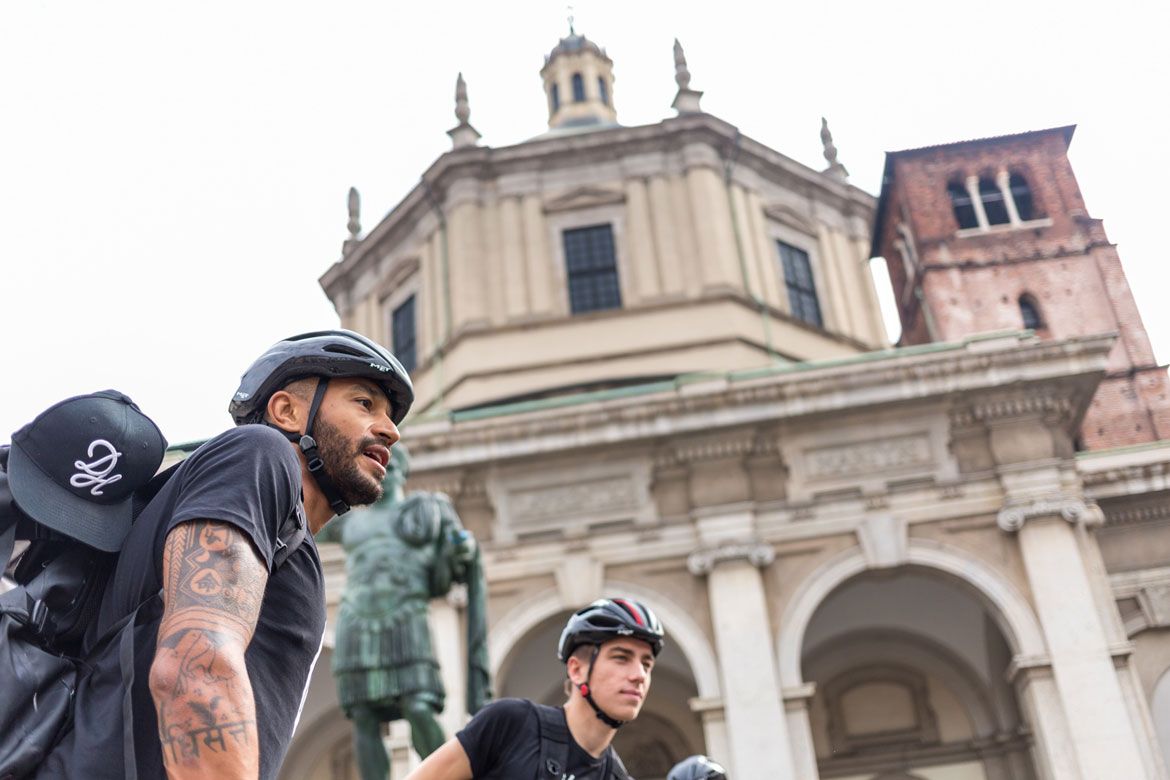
[8, 443, 132, 552]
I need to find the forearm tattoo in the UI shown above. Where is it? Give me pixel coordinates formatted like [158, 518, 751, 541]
[151, 520, 267, 774]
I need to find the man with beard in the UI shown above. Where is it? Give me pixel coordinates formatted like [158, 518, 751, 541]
[37, 330, 412, 780]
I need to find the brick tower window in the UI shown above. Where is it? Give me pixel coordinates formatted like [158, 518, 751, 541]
[598, 76, 609, 106]
[572, 72, 586, 102]
[1019, 294, 1044, 331]
[978, 177, 1011, 225]
[948, 180, 979, 229]
[1009, 172, 1035, 221]
[550, 83, 560, 112]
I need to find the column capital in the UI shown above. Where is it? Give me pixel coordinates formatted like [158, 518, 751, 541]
[687, 540, 775, 575]
[997, 495, 1105, 532]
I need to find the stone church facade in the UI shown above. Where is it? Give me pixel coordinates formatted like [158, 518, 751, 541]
[280, 30, 1170, 780]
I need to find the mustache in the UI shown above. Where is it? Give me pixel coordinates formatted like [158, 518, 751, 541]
[354, 436, 392, 454]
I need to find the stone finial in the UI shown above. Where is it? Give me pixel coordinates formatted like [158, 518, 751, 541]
[671, 38, 704, 115]
[820, 117, 849, 181]
[673, 38, 691, 90]
[342, 186, 361, 255]
[346, 187, 360, 240]
[454, 72, 470, 124]
[447, 72, 481, 149]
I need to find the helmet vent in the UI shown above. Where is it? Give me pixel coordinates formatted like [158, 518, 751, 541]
[323, 343, 367, 357]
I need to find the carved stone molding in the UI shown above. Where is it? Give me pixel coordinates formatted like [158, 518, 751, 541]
[996, 496, 1105, 532]
[686, 540, 775, 575]
[950, 391, 1075, 428]
[805, 434, 931, 480]
[656, 432, 761, 468]
[542, 185, 626, 214]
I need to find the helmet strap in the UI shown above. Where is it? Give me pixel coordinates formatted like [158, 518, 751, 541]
[578, 644, 626, 730]
[274, 378, 351, 517]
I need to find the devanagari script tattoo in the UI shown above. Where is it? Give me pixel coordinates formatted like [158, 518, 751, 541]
[150, 520, 267, 777]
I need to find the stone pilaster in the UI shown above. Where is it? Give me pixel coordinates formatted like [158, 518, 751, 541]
[688, 512, 794, 779]
[999, 497, 1151, 778]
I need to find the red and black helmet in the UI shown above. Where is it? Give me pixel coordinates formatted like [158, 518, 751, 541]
[557, 597, 665, 661]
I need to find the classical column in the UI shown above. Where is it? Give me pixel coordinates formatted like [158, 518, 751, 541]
[782, 683, 820, 780]
[965, 174, 989, 229]
[996, 169, 1022, 225]
[688, 514, 795, 779]
[998, 497, 1151, 778]
[429, 588, 468, 742]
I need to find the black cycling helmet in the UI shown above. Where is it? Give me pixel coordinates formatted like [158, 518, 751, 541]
[229, 330, 414, 517]
[558, 598, 665, 730]
[667, 755, 728, 780]
[558, 597, 665, 661]
[229, 329, 414, 426]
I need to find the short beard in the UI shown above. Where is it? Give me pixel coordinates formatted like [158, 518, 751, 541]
[312, 416, 384, 507]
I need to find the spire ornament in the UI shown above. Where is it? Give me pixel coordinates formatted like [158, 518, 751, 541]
[820, 117, 849, 181]
[343, 186, 361, 254]
[447, 72, 481, 149]
[670, 39, 703, 115]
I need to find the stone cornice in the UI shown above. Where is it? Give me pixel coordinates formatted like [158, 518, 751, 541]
[949, 389, 1076, 428]
[996, 495, 1104, 532]
[319, 111, 876, 301]
[686, 540, 775, 575]
[406, 333, 1113, 473]
[1101, 502, 1170, 527]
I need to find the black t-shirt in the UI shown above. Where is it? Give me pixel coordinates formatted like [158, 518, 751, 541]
[37, 425, 326, 780]
[457, 698, 617, 780]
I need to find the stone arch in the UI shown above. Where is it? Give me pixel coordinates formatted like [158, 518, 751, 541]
[805, 627, 1001, 738]
[778, 537, 1047, 688]
[488, 579, 722, 699]
[278, 707, 354, 780]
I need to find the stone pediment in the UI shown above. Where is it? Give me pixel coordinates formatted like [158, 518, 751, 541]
[763, 203, 818, 236]
[542, 185, 626, 214]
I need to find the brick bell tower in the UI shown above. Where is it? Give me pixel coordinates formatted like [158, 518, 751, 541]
[872, 126, 1170, 450]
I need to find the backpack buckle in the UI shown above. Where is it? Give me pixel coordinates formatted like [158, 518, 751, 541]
[22, 594, 52, 640]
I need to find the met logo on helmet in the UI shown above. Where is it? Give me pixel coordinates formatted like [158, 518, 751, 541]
[369, 362, 391, 372]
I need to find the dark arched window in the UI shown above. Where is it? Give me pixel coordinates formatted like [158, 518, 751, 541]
[1009, 172, 1034, 221]
[979, 176, 1010, 225]
[571, 72, 585, 102]
[550, 83, 560, 112]
[597, 76, 609, 106]
[947, 180, 979, 230]
[1019, 294, 1044, 331]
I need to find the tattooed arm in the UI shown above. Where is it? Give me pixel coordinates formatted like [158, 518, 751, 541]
[148, 520, 268, 780]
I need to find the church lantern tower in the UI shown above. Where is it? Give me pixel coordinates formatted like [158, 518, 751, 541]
[540, 25, 618, 130]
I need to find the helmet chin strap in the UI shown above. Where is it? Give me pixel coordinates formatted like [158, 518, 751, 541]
[270, 377, 351, 517]
[576, 644, 626, 729]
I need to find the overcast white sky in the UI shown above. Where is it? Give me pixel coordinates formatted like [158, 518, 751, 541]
[2, 1, 1167, 445]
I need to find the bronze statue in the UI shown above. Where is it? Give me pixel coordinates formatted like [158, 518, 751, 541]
[319, 445, 490, 778]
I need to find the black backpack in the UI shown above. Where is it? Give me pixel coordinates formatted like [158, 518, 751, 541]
[535, 703, 632, 780]
[0, 447, 306, 779]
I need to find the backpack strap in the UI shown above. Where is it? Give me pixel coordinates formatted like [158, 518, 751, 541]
[1, 515, 14, 574]
[606, 748, 631, 780]
[272, 502, 307, 571]
[535, 704, 572, 780]
[110, 593, 162, 780]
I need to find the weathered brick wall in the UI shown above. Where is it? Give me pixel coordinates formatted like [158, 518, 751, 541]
[874, 128, 1169, 449]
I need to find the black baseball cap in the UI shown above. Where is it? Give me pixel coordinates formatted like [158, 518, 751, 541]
[7, 390, 167, 552]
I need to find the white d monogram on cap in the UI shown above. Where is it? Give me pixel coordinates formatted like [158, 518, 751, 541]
[70, 439, 124, 496]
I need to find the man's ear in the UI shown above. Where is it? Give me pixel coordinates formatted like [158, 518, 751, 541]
[266, 389, 306, 435]
[565, 655, 584, 687]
